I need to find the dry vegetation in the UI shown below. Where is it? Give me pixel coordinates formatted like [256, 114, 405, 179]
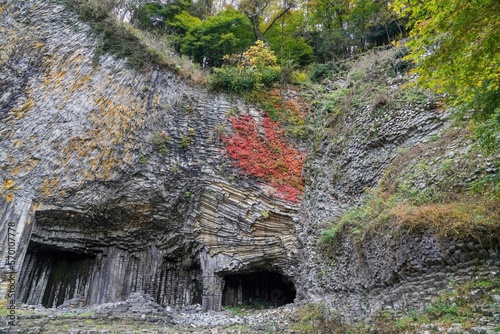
[321, 126, 500, 248]
[121, 23, 207, 84]
[318, 50, 500, 248]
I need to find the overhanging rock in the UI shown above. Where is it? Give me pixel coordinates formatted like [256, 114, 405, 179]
[2, 180, 300, 311]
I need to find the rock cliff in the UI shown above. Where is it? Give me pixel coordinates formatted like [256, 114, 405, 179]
[1, 0, 498, 328]
[0, 0, 299, 313]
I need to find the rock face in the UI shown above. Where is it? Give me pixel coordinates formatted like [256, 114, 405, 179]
[0, 0, 498, 321]
[296, 94, 449, 302]
[0, 0, 299, 312]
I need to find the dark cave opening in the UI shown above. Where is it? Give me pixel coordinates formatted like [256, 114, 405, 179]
[19, 243, 96, 308]
[222, 271, 296, 307]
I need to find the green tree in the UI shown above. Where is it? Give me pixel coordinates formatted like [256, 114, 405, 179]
[349, 0, 402, 49]
[182, 7, 254, 67]
[239, 0, 295, 40]
[189, 0, 215, 19]
[169, 10, 202, 35]
[303, 0, 360, 60]
[210, 40, 281, 92]
[132, 1, 202, 52]
[265, 10, 314, 66]
[132, 1, 192, 33]
[306, 0, 350, 31]
[392, 0, 500, 150]
[304, 0, 402, 61]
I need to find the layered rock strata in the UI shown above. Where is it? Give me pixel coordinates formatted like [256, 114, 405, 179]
[0, 0, 498, 323]
[0, 0, 299, 312]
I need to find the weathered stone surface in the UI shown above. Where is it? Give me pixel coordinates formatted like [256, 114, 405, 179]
[289, 60, 500, 325]
[0, 0, 299, 312]
[0, 0, 498, 326]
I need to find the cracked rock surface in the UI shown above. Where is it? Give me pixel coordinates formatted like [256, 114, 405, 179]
[0, 0, 499, 330]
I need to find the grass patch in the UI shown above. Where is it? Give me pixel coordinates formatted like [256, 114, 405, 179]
[321, 191, 500, 250]
[290, 303, 346, 334]
[60, 0, 206, 82]
[469, 171, 500, 198]
[320, 119, 500, 249]
[390, 199, 500, 240]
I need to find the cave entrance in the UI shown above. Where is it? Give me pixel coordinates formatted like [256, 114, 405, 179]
[19, 243, 96, 308]
[221, 271, 296, 307]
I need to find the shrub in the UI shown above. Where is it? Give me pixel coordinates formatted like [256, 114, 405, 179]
[223, 115, 305, 202]
[320, 222, 343, 244]
[209, 40, 282, 93]
[210, 65, 280, 93]
[309, 62, 340, 82]
[260, 66, 281, 87]
[292, 71, 310, 85]
[151, 131, 171, 154]
[179, 135, 191, 148]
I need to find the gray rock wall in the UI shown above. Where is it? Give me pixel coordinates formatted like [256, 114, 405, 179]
[293, 52, 499, 320]
[0, 0, 498, 321]
[308, 227, 499, 321]
[295, 76, 448, 300]
[0, 0, 300, 311]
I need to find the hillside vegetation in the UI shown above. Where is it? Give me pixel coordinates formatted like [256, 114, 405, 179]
[59, 0, 499, 150]
[315, 44, 499, 260]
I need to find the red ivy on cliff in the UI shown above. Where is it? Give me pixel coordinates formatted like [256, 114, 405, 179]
[223, 115, 305, 202]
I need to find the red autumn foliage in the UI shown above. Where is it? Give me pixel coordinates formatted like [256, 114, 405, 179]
[223, 115, 306, 202]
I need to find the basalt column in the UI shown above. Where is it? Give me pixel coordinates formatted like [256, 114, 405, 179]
[16, 208, 204, 308]
[195, 182, 300, 311]
[18, 244, 96, 307]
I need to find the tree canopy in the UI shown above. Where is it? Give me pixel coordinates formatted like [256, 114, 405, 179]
[305, 0, 402, 61]
[265, 10, 314, 66]
[132, 0, 191, 33]
[392, 0, 500, 150]
[126, 0, 402, 66]
[181, 7, 254, 67]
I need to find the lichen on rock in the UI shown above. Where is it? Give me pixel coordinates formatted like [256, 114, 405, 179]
[0, 2, 499, 333]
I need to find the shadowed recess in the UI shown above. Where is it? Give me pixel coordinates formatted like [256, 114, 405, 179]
[222, 271, 296, 307]
[18, 243, 96, 308]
